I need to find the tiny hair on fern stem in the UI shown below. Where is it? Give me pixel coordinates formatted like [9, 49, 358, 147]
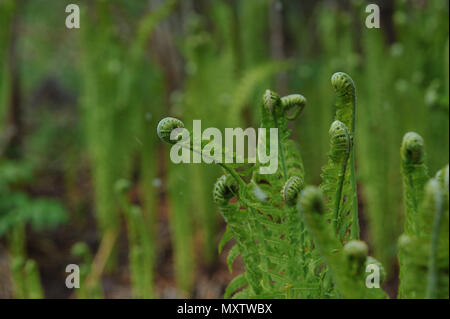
[281, 176, 304, 206]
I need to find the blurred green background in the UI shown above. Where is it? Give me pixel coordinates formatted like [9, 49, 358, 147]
[0, 0, 448, 298]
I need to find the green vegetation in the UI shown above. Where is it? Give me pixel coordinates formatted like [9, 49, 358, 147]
[158, 72, 448, 299]
[0, 0, 448, 299]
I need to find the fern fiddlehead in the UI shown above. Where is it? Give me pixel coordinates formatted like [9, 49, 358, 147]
[281, 94, 307, 120]
[330, 72, 359, 240]
[400, 132, 429, 235]
[398, 173, 449, 299]
[320, 120, 352, 239]
[343, 240, 368, 277]
[398, 132, 432, 298]
[156, 117, 185, 144]
[281, 176, 305, 206]
[397, 132, 449, 299]
[299, 186, 387, 299]
[157, 74, 417, 299]
[158, 87, 313, 298]
[213, 175, 239, 206]
[157, 117, 245, 188]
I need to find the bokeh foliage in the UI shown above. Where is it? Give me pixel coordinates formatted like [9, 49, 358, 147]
[0, 0, 448, 298]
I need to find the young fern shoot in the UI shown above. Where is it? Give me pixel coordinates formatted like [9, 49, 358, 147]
[157, 73, 448, 299]
[400, 132, 430, 235]
[298, 186, 387, 299]
[320, 120, 352, 241]
[319, 72, 359, 243]
[158, 89, 314, 298]
[398, 131, 449, 299]
[329, 72, 359, 240]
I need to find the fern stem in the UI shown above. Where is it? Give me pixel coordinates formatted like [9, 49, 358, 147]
[272, 109, 287, 180]
[400, 132, 429, 235]
[349, 152, 359, 239]
[425, 180, 443, 299]
[349, 82, 359, 240]
[333, 149, 351, 232]
[331, 72, 359, 239]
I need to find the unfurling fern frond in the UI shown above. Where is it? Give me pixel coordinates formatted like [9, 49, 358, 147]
[156, 71, 446, 299]
[397, 127, 449, 299]
[281, 94, 307, 120]
[262, 89, 282, 113]
[157, 117, 185, 144]
[158, 87, 313, 298]
[398, 172, 449, 299]
[213, 175, 238, 206]
[320, 120, 352, 241]
[425, 173, 449, 299]
[281, 176, 305, 206]
[299, 187, 387, 299]
[343, 240, 368, 277]
[400, 132, 429, 235]
[330, 72, 359, 240]
[396, 133, 445, 299]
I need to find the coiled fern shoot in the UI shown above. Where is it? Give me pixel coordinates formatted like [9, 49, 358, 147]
[157, 72, 449, 299]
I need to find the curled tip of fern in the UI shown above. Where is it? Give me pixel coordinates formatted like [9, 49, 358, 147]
[343, 240, 369, 260]
[281, 176, 305, 206]
[213, 175, 238, 206]
[331, 72, 355, 96]
[401, 132, 424, 164]
[329, 120, 351, 149]
[344, 240, 369, 275]
[157, 117, 185, 144]
[281, 94, 307, 120]
[299, 186, 325, 215]
[263, 89, 282, 112]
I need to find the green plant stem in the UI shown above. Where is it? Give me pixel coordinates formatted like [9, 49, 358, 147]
[272, 110, 287, 180]
[426, 185, 443, 299]
[349, 93, 359, 239]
